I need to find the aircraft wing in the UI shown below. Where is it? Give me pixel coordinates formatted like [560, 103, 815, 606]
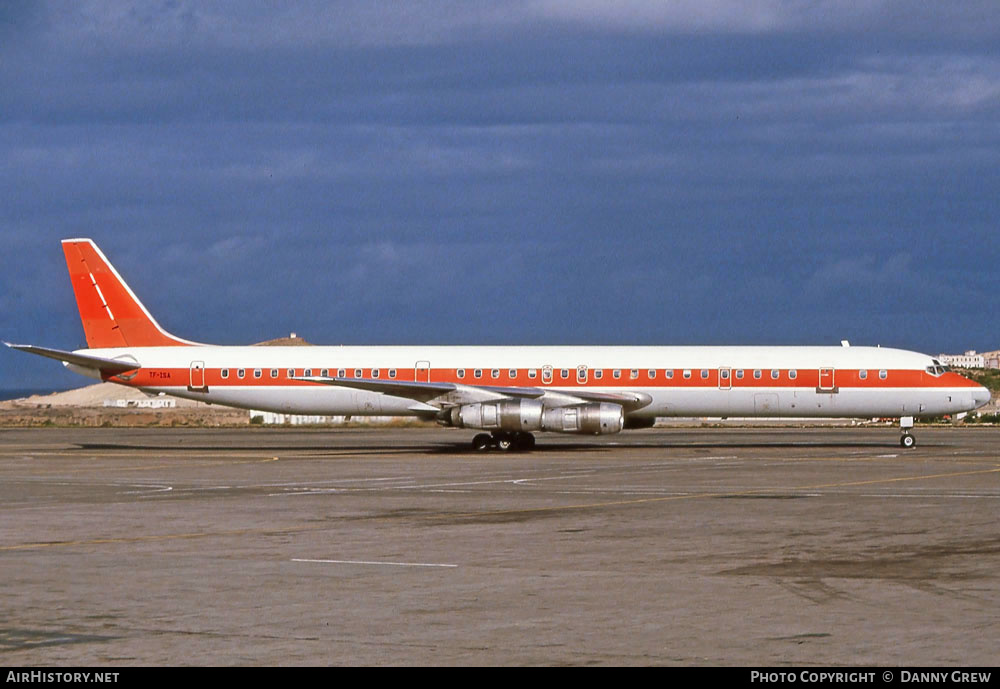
[558, 389, 653, 411]
[4, 342, 141, 375]
[294, 376, 457, 403]
[294, 376, 651, 411]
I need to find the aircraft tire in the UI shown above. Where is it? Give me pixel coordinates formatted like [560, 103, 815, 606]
[900, 433, 916, 449]
[493, 432, 515, 452]
[472, 433, 493, 452]
[514, 432, 535, 450]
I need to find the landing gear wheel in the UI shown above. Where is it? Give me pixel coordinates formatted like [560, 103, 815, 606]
[900, 433, 916, 449]
[472, 433, 493, 452]
[492, 432, 514, 452]
[514, 432, 536, 451]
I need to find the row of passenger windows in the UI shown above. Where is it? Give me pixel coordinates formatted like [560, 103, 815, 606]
[216, 367, 890, 381]
[455, 368, 889, 380]
[220, 368, 400, 380]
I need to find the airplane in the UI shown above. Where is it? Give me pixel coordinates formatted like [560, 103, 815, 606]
[5, 239, 991, 451]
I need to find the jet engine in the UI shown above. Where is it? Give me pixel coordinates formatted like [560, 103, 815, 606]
[541, 403, 623, 435]
[442, 400, 623, 435]
[444, 399, 543, 432]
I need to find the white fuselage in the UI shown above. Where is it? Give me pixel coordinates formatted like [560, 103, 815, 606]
[70, 344, 988, 420]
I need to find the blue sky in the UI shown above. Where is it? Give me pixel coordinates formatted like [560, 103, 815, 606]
[2, 1, 998, 389]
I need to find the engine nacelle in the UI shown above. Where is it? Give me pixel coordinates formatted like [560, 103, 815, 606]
[441, 400, 624, 435]
[541, 403, 624, 435]
[445, 399, 544, 432]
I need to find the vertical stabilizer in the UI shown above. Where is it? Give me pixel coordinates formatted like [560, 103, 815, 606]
[61, 239, 196, 348]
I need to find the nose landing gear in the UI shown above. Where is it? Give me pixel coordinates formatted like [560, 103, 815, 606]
[899, 415, 916, 449]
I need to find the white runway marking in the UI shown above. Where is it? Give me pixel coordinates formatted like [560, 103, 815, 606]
[122, 484, 173, 495]
[292, 558, 458, 568]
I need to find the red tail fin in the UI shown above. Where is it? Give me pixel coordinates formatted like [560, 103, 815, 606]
[62, 239, 194, 348]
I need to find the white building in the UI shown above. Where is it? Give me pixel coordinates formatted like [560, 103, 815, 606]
[103, 398, 177, 409]
[938, 350, 986, 368]
[979, 349, 1000, 369]
[248, 411, 407, 425]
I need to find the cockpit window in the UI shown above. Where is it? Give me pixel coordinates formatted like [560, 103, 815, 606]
[926, 364, 950, 376]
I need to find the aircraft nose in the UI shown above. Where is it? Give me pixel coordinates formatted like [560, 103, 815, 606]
[973, 385, 991, 409]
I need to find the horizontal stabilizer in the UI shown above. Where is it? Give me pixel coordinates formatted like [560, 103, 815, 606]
[4, 342, 141, 375]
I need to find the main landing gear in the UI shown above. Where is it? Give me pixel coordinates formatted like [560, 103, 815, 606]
[899, 415, 916, 449]
[472, 431, 536, 452]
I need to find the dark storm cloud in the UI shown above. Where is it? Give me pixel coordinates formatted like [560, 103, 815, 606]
[2, 1, 998, 388]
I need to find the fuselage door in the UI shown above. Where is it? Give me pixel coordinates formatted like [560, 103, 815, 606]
[818, 367, 836, 392]
[415, 360, 431, 383]
[576, 365, 588, 384]
[188, 361, 208, 392]
[718, 367, 731, 390]
[542, 365, 553, 385]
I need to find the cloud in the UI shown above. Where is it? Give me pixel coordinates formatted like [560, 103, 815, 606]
[808, 253, 914, 291]
[2, 0, 1000, 387]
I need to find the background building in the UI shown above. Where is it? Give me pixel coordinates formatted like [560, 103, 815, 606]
[938, 351, 986, 368]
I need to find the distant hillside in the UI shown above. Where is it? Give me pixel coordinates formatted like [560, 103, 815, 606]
[0, 382, 207, 408]
[252, 335, 313, 346]
[965, 368, 1000, 398]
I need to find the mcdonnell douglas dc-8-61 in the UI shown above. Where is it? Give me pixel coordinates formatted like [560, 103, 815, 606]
[6, 239, 990, 450]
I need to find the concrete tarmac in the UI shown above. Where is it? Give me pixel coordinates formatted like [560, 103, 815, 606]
[1, 426, 998, 666]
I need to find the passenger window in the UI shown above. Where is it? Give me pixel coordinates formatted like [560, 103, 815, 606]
[492, 369, 500, 379]
[321, 369, 328, 377]
[771, 369, 779, 379]
[287, 369, 295, 378]
[509, 369, 517, 378]
[474, 369, 483, 378]
[753, 369, 762, 379]
[528, 369, 537, 379]
[304, 369, 312, 377]
[389, 369, 396, 378]
[594, 369, 603, 379]
[372, 369, 380, 378]
[721, 369, 730, 379]
[666, 370, 674, 379]
[457, 369, 465, 379]
[683, 370, 691, 379]
[560, 369, 569, 379]
[879, 370, 887, 380]
[237, 369, 245, 379]
[337, 369, 345, 378]
[648, 369, 656, 379]
[630, 369, 639, 379]
[700, 369, 709, 379]
[735, 370, 743, 379]
[789, 370, 797, 380]
[221, 369, 229, 379]
[254, 368, 262, 379]
[354, 369, 362, 378]
[613, 370, 621, 379]
[859, 370, 867, 380]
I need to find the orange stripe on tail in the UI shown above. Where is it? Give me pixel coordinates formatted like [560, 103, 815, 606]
[61, 239, 194, 348]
